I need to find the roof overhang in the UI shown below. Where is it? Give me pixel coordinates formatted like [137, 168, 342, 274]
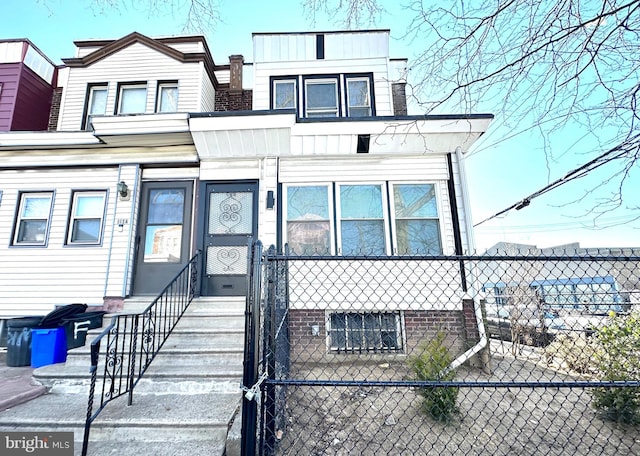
[90, 113, 193, 147]
[0, 131, 101, 150]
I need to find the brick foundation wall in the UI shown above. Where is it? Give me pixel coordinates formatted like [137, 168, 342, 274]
[288, 308, 469, 363]
[102, 296, 125, 312]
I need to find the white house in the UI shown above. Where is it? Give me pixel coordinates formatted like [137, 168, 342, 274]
[0, 30, 492, 356]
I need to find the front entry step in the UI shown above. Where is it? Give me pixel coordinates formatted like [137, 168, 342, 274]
[0, 297, 246, 456]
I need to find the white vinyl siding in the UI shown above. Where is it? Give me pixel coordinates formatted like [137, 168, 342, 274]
[0, 168, 125, 315]
[200, 64, 216, 112]
[59, 43, 207, 131]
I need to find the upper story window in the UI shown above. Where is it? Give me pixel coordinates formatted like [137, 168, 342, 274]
[13, 192, 54, 246]
[66, 191, 107, 245]
[116, 83, 147, 114]
[82, 84, 108, 130]
[271, 73, 374, 119]
[157, 81, 179, 113]
[346, 77, 372, 117]
[304, 77, 339, 118]
[273, 79, 297, 110]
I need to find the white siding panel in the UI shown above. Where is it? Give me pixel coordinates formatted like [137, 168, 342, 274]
[59, 43, 204, 131]
[279, 156, 449, 182]
[325, 32, 389, 60]
[0, 168, 124, 316]
[200, 64, 216, 112]
[0, 42, 24, 63]
[199, 159, 261, 181]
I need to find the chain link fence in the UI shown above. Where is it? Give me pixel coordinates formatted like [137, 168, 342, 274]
[247, 246, 640, 455]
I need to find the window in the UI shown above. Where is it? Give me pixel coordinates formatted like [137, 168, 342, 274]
[83, 84, 108, 130]
[284, 182, 443, 256]
[285, 185, 332, 254]
[157, 82, 178, 112]
[13, 192, 53, 245]
[117, 83, 147, 114]
[346, 77, 372, 117]
[273, 79, 297, 110]
[67, 191, 107, 245]
[338, 184, 387, 255]
[329, 312, 402, 352]
[304, 78, 339, 117]
[391, 184, 442, 254]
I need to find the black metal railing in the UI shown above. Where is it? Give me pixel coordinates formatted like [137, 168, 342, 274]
[81, 251, 200, 456]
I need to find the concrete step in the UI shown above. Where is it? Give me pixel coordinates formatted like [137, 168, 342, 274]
[0, 391, 240, 455]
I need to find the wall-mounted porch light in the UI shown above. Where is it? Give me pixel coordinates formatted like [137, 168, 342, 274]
[117, 181, 129, 199]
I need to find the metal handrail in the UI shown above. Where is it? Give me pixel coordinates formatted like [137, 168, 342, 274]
[81, 250, 201, 456]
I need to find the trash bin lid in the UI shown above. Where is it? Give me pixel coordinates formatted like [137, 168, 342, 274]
[7, 316, 44, 328]
[39, 303, 88, 328]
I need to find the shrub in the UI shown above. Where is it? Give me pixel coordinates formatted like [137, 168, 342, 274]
[591, 311, 640, 425]
[545, 333, 598, 375]
[409, 332, 459, 423]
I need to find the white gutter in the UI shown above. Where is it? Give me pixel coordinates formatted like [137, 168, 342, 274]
[448, 146, 488, 372]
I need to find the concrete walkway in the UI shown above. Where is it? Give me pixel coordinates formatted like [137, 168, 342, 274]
[0, 351, 47, 412]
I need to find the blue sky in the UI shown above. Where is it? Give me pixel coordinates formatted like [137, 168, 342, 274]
[3, 0, 638, 251]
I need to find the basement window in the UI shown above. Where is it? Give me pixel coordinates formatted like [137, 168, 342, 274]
[329, 312, 403, 353]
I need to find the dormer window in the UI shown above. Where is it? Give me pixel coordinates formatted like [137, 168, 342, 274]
[116, 83, 147, 114]
[273, 79, 297, 110]
[82, 84, 108, 130]
[304, 77, 339, 118]
[157, 81, 179, 112]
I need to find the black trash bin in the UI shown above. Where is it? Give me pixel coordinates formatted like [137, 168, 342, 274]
[62, 311, 107, 350]
[6, 316, 42, 367]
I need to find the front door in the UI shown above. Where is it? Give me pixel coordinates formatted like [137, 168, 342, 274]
[133, 181, 193, 295]
[201, 182, 258, 296]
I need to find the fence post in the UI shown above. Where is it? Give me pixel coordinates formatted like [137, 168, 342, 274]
[262, 246, 278, 455]
[241, 242, 262, 456]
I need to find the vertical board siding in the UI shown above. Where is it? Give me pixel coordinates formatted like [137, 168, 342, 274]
[59, 43, 207, 131]
[0, 167, 124, 315]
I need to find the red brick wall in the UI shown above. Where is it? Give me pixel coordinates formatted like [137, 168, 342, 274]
[215, 86, 253, 111]
[47, 87, 63, 131]
[288, 308, 469, 362]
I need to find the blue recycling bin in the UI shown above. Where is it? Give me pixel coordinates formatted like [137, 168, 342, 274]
[31, 327, 67, 368]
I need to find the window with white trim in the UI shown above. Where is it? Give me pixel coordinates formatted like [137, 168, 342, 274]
[337, 184, 387, 255]
[67, 191, 107, 245]
[346, 77, 372, 117]
[157, 82, 179, 112]
[284, 182, 442, 256]
[117, 83, 147, 114]
[13, 192, 54, 245]
[391, 183, 442, 254]
[273, 79, 297, 110]
[304, 77, 339, 117]
[83, 84, 108, 130]
[329, 312, 402, 352]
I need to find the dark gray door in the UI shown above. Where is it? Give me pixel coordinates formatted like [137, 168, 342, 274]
[201, 182, 258, 296]
[133, 181, 193, 295]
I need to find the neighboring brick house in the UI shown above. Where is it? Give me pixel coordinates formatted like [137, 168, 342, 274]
[0, 30, 492, 360]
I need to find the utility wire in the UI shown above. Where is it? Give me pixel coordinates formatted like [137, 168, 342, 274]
[473, 133, 640, 227]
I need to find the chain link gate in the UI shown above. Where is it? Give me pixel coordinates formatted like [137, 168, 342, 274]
[243, 244, 640, 455]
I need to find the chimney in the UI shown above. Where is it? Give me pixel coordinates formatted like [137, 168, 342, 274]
[229, 54, 244, 93]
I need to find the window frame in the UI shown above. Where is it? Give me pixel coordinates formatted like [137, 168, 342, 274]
[115, 82, 148, 115]
[12, 191, 55, 247]
[271, 77, 298, 111]
[388, 182, 444, 255]
[82, 83, 108, 130]
[156, 81, 179, 113]
[336, 182, 390, 256]
[283, 184, 335, 255]
[303, 75, 341, 118]
[327, 311, 404, 353]
[65, 190, 108, 246]
[345, 74, 375, 117]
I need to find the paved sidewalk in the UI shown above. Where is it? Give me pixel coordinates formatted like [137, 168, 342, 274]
[0, 351, 47, 412]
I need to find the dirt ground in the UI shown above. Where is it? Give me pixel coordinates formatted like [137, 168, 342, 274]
[271, 341, 640, 455]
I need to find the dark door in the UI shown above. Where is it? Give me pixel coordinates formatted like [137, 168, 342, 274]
[201, 182, 258, 296]
[133, 181, 193, 295]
